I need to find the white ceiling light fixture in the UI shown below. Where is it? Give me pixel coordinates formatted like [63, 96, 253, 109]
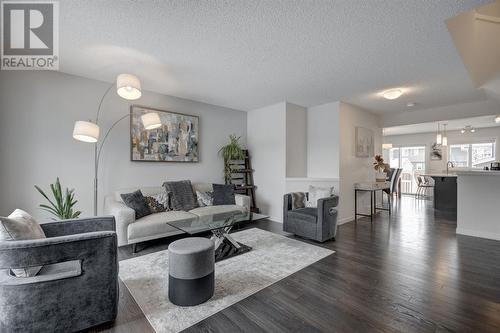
[382, 89, 403, 100]
[460, 125, 476, 134]
[495, 116, 500, 124]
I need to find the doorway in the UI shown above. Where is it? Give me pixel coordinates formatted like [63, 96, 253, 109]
[384, 146, 426, 195]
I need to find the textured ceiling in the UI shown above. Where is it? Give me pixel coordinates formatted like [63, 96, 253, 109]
[59, 0, 490, 112]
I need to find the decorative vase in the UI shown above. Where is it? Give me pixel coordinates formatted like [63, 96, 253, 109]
[375, 171, 387, 182]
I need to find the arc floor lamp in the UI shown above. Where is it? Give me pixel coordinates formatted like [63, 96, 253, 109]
[72, 74, 162, 216]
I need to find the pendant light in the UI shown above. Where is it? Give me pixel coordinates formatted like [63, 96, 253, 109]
[442, 124, 448, 146]
[436, 123, 442, 145]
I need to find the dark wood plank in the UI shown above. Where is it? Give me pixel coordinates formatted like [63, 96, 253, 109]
[92, 196, 500, 333]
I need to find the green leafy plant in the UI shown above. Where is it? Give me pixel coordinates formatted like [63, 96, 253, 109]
[219, 134, 246, 183]
[35, 178, 81, 220]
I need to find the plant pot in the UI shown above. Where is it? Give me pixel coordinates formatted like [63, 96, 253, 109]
[375, 172, 387, 182]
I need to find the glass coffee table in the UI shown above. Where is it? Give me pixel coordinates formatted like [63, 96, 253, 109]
[167, 211, 269, 261]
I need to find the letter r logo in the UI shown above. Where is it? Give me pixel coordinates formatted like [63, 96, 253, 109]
[2, 2, 54, 55]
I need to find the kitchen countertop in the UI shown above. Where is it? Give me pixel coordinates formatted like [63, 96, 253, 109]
[454, 170, 500, 176]
[423, 173, 457, 177]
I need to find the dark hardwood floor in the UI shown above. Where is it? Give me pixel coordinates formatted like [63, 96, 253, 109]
[93, 196, 500, 333]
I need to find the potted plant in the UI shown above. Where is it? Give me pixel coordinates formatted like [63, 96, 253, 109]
[373, 155, 390, 182]
[219, 134, 246, 183]
[35, 178, 81, 220]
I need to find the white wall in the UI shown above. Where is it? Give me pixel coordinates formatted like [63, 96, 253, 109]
[0, 71, 247, 219]
[247, 102, 287, 222]
[286, 103, 307, 177]
[384, 126, 500, 173]
[307, 101, 340, 178]
[339, 102, 382, 223]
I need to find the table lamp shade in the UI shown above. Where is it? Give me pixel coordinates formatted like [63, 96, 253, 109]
[73, 121, 100, 143]
[141, 112, 162, 130]
[116, 74, 142, 100]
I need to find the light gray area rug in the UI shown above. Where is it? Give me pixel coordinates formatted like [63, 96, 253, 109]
[119, 228, 334, 333]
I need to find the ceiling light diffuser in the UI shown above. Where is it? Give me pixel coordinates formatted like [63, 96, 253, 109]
[382, 89, 403, 100]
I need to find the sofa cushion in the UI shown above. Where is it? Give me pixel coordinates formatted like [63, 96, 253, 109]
[189, 205, 244, 217]
[0, 209, 46, 277]
[212, 184, 235, 205]
[144, 191, 171, 213]
[287, 207, 318, 224]
[163, 180, 199, 211]
[291, 192, 306, 209]
[128, 211, 196, 242]
[196, 190, 213, 207]
[121, 190, 151, 219]
[307, 185, 334, 208]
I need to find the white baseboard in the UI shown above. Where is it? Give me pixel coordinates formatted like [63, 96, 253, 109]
[267, 216, 282, 223]
[456, 227, 500, 241]
[338, 216, 355, 225]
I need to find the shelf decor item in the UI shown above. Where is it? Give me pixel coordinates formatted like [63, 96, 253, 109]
[35, 178, 81, 220]
[72, 74, 162, 216]
[219, 134, 245, 183]
[130, 106, 199, 162]
[373, 155, 389, 182]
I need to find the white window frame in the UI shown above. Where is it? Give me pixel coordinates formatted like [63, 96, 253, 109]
[448, 140, 496, 169]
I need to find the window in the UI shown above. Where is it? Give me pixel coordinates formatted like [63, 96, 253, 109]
[449, 142, 495, 168]
[382, 146, 425, 194]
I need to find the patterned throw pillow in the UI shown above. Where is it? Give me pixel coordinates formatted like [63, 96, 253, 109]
[144, 191, 171, 213]
[291, 192, 306, 209]
[196, 190, 214, 207]
[307, 185, 334, 208]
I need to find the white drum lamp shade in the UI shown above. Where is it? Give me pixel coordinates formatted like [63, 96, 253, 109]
[73, 121, 100, 143]
[116, 74, 142, 100]
[141, 112, 162, 130]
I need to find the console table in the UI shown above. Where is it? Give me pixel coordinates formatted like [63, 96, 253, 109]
[354, 182, 391, 223]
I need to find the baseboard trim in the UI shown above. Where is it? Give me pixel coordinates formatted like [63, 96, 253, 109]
[456, 227, 500, 241]
[338, 216, 355, 225]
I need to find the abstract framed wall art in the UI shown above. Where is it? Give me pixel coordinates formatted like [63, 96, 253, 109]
[130, 105, 199, 162]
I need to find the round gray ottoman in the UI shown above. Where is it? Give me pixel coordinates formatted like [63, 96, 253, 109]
[168, 237, 215, 306]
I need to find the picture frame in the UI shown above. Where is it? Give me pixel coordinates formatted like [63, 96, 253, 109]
[355, 126, 374, 157]
[130, 105, 199, 162]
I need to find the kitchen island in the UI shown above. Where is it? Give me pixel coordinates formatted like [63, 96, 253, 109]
[456, 170, 500, 241]
[423, 174, 457, 214]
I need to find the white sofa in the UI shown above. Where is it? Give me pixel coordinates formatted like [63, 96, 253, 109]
[104, 183, 250, 247]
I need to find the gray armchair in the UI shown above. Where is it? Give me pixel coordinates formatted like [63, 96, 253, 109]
[0, 216, 118, 333]
[283, 193, 339, 242]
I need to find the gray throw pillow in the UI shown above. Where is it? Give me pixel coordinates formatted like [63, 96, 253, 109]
[0, 209, 46, 277]
[196, 190, 214, 206]
[212, 184, 236, 205]
[163, 180, 198, 211]
[121, 190, 152, 219]
[291, 192, 306, 209]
